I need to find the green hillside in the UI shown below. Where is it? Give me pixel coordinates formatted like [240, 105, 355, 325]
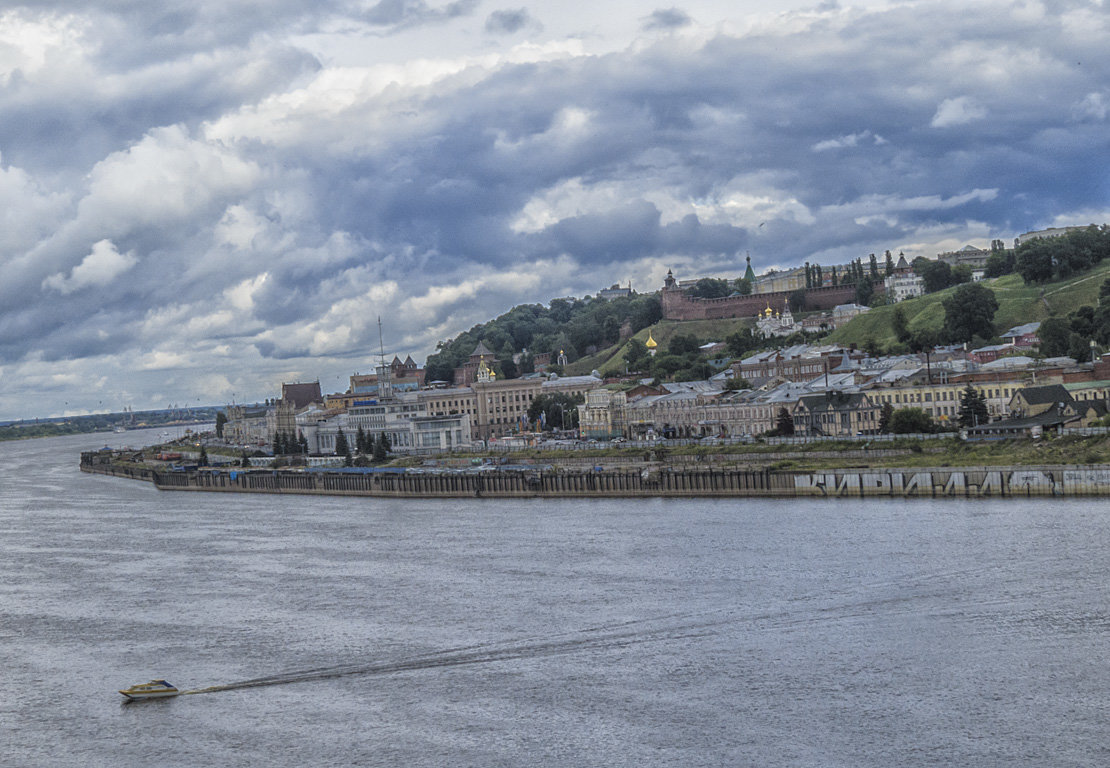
[566, 259, 1110, 376]
[565, 317, 757, 376]
[828, 259, 1110, 349]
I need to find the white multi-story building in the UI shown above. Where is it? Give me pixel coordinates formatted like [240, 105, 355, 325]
[304, 393, 473, 455]
[884, 270, 925, 301]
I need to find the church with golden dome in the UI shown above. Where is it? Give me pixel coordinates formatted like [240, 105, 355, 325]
[755, 298, 801, 338]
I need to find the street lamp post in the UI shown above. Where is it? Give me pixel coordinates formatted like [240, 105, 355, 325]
[554, 403, 567, 433]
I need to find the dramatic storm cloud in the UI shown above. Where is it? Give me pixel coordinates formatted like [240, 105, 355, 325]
[1, 0, 1108, 418]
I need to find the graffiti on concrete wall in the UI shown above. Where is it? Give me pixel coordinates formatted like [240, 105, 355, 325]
[793, 468, 1110, 497]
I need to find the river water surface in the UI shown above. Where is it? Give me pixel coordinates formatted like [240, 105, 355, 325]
[2, 429, 1109, 766]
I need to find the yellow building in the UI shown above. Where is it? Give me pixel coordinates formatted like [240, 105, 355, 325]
[868, 380, 1024, 423]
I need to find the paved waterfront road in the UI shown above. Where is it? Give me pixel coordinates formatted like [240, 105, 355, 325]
[2, 429, 1109, 766]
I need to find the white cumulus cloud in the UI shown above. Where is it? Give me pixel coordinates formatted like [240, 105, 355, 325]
[41, 239, 137, 294]
[931, 96, 988, 127]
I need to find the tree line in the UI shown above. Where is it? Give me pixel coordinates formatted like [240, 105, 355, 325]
[424, 293, 663, 383]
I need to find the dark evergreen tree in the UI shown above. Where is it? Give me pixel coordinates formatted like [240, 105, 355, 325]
[240, 451, 250, 468]
[198, 446, 209, 466]
[957, 385, 990, 428]
[372, 433, 388, 463]
[775, 406, 794, 436]
[215, 411, 227, 438]
[869, 253, 879, 279]
[299, 432, 309, 454]
[273, 431, 282, 456]
[355, 425, 367, 454]
[334, 427, 349, 458]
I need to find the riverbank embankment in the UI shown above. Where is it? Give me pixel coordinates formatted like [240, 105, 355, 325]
[81, 449, 1110, 498]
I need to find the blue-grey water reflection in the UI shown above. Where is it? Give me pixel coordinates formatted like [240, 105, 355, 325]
[2, 430, 1108, 766]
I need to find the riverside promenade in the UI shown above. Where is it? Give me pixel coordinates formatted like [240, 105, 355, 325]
[81, 449, 1110, 498]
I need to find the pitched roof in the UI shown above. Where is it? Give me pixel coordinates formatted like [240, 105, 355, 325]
[1003, 322, 1041, 337]
[470, 341, 494, 358]
[1017, 384, 1072, 405]
[281, 381, 322, 409]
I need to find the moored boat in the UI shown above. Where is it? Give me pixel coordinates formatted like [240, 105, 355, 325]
[119, 680, 179, 700]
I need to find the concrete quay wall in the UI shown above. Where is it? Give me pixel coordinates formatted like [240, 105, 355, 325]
[80, 456, 1110, 498]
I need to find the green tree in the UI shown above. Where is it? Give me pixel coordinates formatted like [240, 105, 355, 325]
[734, 277, 753, 295]
[725, 328, 757, 357]
[1037, 317, 1072, 358]
[355, 425, 367, 454]
[878, 402, 894, 433]
[951, 264, 973, 285]
[1067, 333, 1092, 362]
[688, 278, 731, 299]
[942, 283, 999, 343]
[273, 431, 283, 456]
[215, 411, 227, 438]
[957, 385, 989, 428]
[774, 406, 794, 436]
[891, 306, 911, 344]
[667, 334, 701, 356]
[240, 451, 250, 468]
[984, 250, 1013, 278]
[914, 257, 953, 293]
[334, 427, 349, 459]
[889, 407, 935, 434]
[198, 446, 209, 466]
[624, 338, 649, 371]
[673, 361, 713, 381]
[651, 354, 687, 377]
[372, 433, 388, 463]
[855, 275, 874, 307]
[528, 393, 583, 431]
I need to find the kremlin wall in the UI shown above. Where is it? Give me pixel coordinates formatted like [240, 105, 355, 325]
[660, 270, 865, 322]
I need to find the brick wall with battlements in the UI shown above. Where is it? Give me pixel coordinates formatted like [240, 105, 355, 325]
[661, 281, 868, 321]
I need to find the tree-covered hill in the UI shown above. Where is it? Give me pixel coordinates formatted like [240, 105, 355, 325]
[423, 293, 662, 382]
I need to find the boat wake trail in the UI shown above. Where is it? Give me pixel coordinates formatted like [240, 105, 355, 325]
[181, 618, 712, 696]
[180, 566, 985, 697]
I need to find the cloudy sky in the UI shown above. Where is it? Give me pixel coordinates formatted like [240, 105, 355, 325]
[1, 0, 1108, 419]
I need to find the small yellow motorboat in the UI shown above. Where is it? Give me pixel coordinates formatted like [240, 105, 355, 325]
[119, 680, 179, 700]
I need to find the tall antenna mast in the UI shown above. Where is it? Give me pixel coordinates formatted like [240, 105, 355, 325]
[377, 316, 393, 400]
[378, 316, 386, 368]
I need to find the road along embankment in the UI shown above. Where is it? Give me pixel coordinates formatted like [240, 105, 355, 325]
[81, 451, 1110, 498]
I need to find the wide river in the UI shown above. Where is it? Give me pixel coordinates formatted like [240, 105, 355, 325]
[2, 429, 1108, 766]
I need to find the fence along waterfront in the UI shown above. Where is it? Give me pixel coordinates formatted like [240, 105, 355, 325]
[80, 451, 1110, 498]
